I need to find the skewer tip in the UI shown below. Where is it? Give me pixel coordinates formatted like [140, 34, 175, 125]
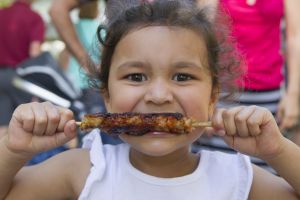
[75, 122, 81, 126]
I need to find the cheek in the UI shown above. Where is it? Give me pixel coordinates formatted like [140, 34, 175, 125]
[107, 84, 144, 112]
[178, 88, 212, 120]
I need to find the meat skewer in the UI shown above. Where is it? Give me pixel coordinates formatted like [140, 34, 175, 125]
[76, 112, 212, 136]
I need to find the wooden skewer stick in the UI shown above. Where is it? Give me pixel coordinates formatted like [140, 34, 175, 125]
[76, 121, 212, 127]
[191, 121, 212, 127]
[76, 122, 81, 126]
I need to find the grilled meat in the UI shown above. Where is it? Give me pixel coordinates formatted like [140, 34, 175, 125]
[79, 112, 196, 136]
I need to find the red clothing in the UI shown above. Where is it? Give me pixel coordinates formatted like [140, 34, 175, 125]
[221, 0, 284, 90]
[0, 1, 45, 68]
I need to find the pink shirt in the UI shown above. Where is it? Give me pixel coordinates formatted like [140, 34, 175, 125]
[221, 0, 284, 90]
[0, 1, 45, 68]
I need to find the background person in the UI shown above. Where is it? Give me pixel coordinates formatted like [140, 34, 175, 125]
[49, 0, 105, 70]
[195, 0, 300, 172]
[0, 0, 45, 136]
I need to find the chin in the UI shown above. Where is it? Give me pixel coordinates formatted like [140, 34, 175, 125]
[129, 139, 185, 157]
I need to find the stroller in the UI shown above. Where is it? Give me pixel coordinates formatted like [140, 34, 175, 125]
[11, 52, 87, 165]
[13, 52, 86, 119]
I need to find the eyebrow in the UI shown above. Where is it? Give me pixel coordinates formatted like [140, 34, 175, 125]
[116, 61, 147, 70]
[172, 61, 204, 70]
[116, 61, 203, 70]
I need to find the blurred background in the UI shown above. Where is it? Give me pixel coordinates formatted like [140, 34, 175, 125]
[0, 0, 106, 59]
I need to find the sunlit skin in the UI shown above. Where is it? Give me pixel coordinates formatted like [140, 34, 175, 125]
[1, 26, 300, 200]
[103, 26, 218, 177]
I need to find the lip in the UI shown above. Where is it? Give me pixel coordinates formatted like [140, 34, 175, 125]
[144, 131, 176, 138]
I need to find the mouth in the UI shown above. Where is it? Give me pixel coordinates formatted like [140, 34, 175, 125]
[143, 131, 177, 137]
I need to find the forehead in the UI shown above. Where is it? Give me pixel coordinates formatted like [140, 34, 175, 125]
[111, 26, 208, 67]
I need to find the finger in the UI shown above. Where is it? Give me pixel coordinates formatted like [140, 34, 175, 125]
[247, 107, 273, 136]
[235, 106, 256, 137]
[212, 108, 225, 129]
[57, 108, 74, 132]
[32, 102, 48, 136]
[222, 135, 257, 155]
[14, 104, 35, 133]
[31, 120, 77, 151]
[280, 116, 298, 130]
[211, 108, 226, 136]
[222, 107, 244, 136]
[44, 102, 60, 136]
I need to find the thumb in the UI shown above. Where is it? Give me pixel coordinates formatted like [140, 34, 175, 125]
[55, 120, 77, 146]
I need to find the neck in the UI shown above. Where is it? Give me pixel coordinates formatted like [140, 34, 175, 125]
[129, 147, 199, 178]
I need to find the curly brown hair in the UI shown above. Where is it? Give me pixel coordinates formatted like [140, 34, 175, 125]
[87, 0, 242, 101]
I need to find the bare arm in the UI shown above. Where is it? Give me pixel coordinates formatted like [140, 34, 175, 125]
[49, 0, 89, 70]
[264, 139, 300, 197]
[285, 0, 300, 96]
[212, 106, 300, 199]
[0, 143, 87, 200]
[0, 102, 79, 199]
[29, 41, 42, 58]
[0, 137, 28, 200]
[249, 139, 300, 199]
[249, 164, 299, 200]
[277, 0, 300, 129]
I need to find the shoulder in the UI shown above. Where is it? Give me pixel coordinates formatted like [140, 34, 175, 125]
[200, 150, 253, 199]
[201, 150, 251, 169]
[28, 10, 44, 26]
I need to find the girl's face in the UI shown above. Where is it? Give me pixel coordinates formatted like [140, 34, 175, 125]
[104, 26, 217, 156]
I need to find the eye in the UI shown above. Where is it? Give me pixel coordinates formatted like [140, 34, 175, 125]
[125, 73, 147, 82]
[173, 73, 194, 82]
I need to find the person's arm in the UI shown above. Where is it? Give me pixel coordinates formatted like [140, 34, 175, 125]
[29, 41, 42, 57]
[28, 13, 44, 58]
[277, 0, 300, 129]
[249, 164, 300, 200]
[0, 102, 78, 199]
[212, 106, 300, 198]
[248, 139, 300, 200]
[0, 144, 84, 200]
[49, 0, 90, 70]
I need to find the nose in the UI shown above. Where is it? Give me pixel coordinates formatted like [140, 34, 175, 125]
[144, 78, 174, 104]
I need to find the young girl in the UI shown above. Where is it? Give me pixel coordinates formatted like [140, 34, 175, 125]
[1, 1, 300, 199]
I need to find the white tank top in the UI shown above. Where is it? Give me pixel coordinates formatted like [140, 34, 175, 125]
[78, 130, 253, 200]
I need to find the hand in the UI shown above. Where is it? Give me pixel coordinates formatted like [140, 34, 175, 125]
[5, 102, 77, 157]
[212, 106, 286, 160]
[276, 93, 300, 130]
